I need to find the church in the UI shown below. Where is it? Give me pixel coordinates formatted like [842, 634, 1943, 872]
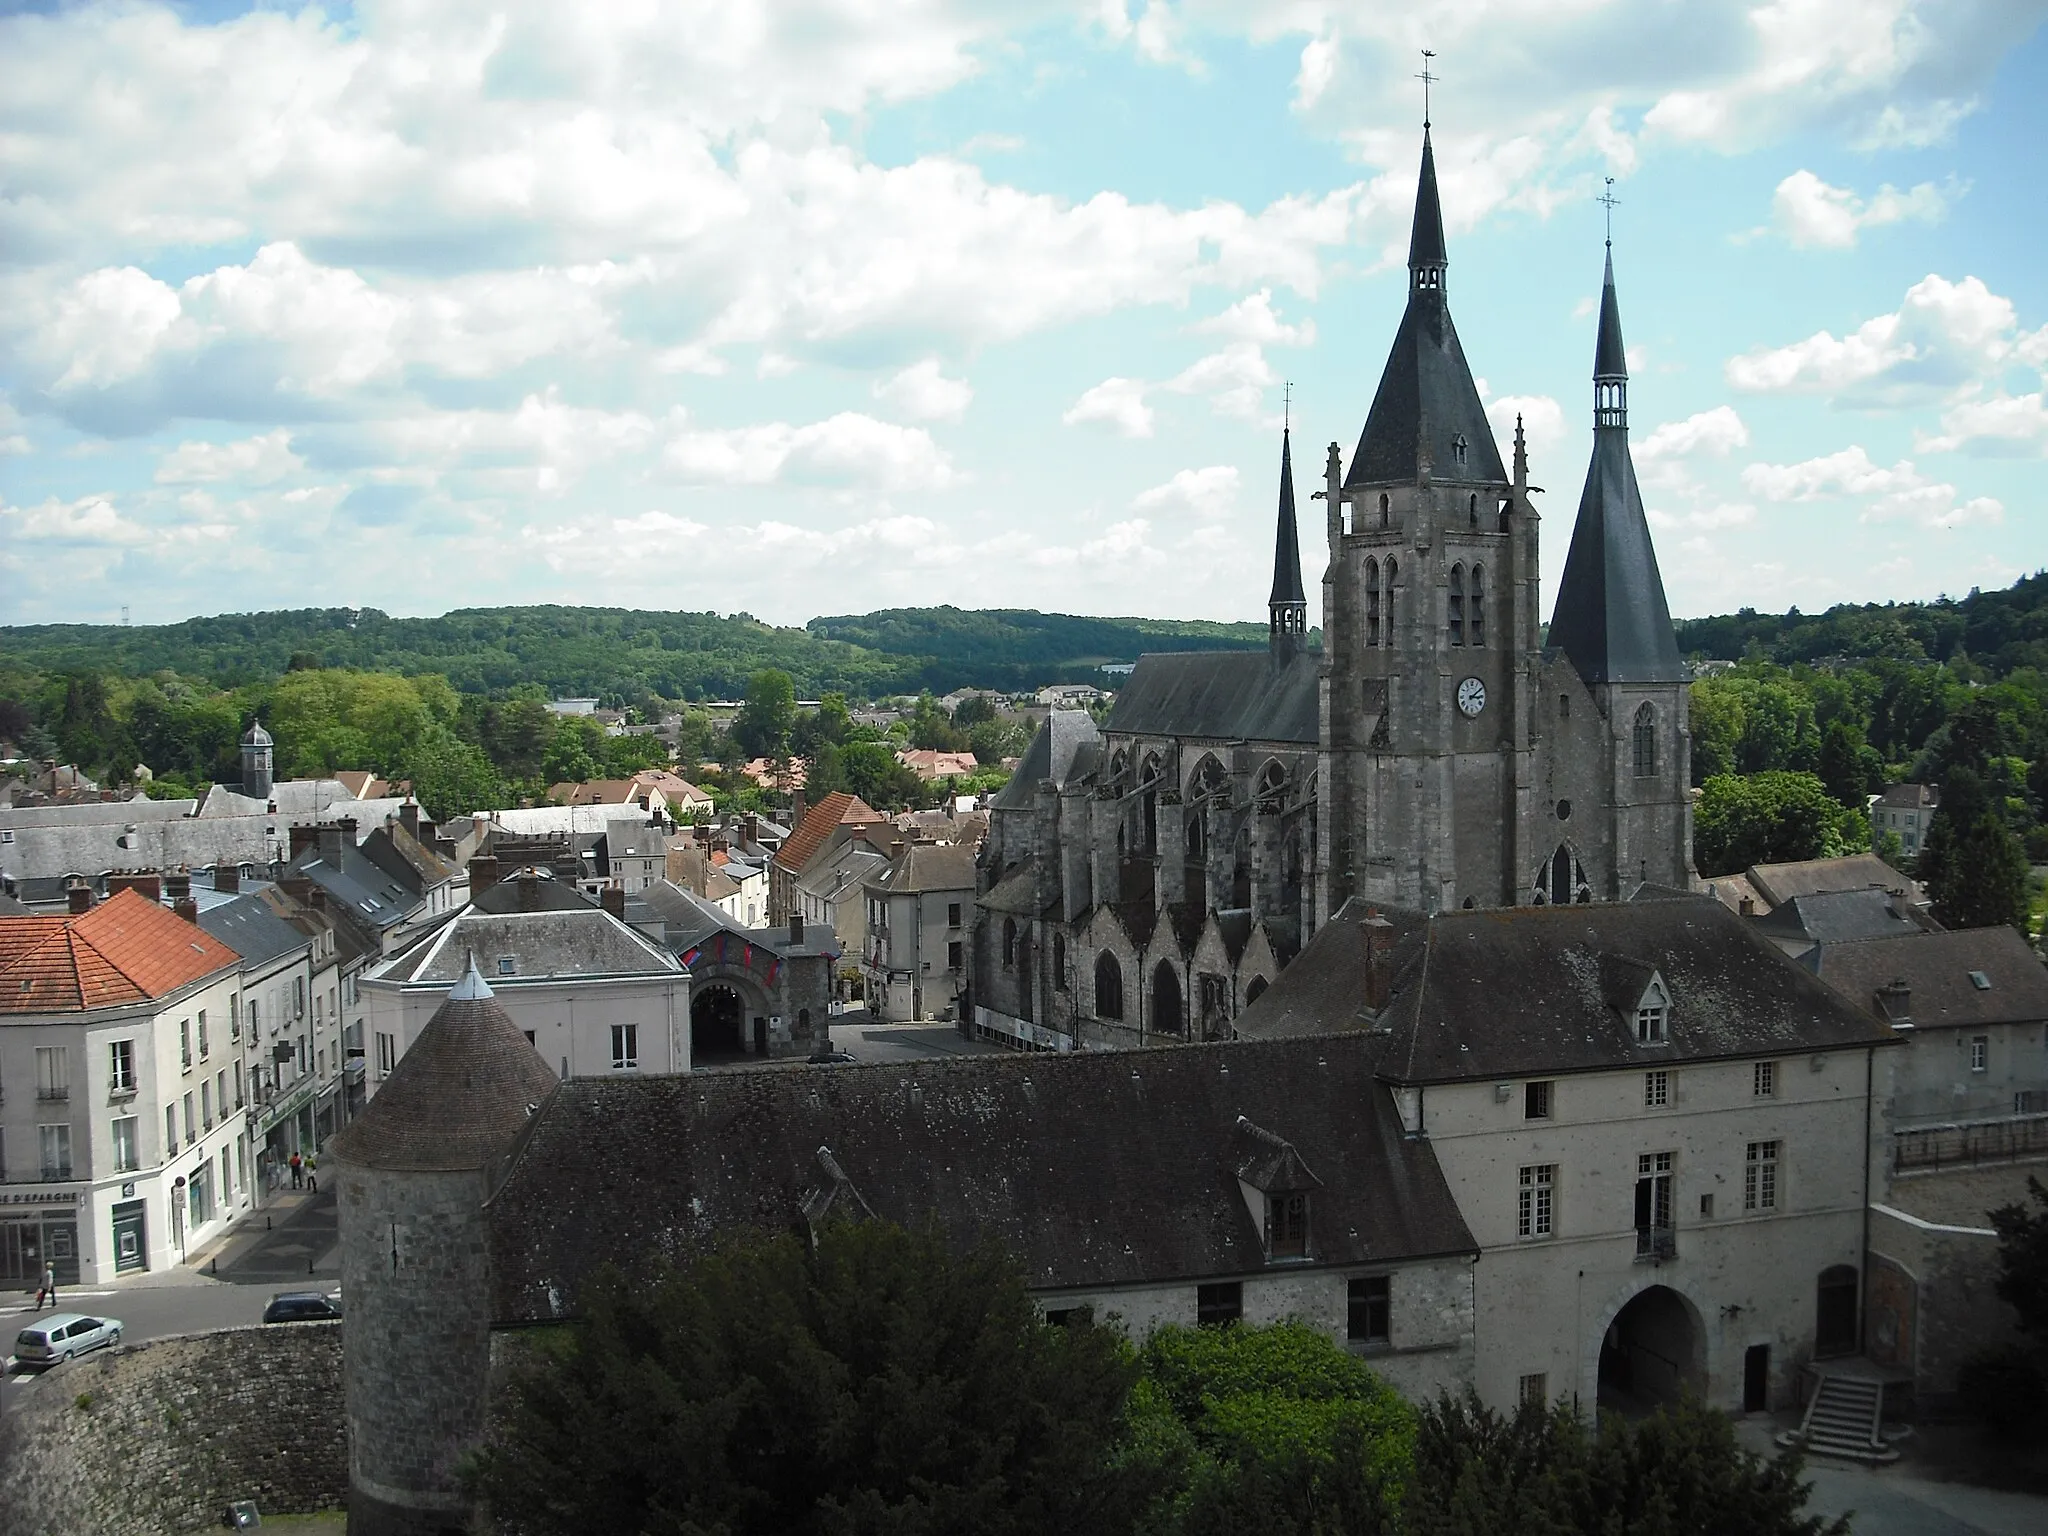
[970, 123, 1695, 1052]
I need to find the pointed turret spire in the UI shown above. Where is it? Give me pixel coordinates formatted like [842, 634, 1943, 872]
[1548, 241, 1684, 685]
[1269, 424, 1308, 661]
[1409, 128, 1449, 292]
[1346, 119, 1504, 492]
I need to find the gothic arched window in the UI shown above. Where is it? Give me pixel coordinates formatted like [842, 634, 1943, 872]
[1448, 564, 1465, 647]
[1363, 558, 1381, 647]
[1468, 493, 1479, 527]
[1054, 933, 1068, 990]
[1002, 918, 1017, 967]
[1378, 492, 1390, 527]
[1633, 704, 1658, 777]
[1384, 559, 1398, 635]
[1095, 952, 1124, 1020]
[1470, 564, 1485, 648]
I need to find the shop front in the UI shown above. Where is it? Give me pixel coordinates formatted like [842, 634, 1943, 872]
[0, 1188, 82, 1287]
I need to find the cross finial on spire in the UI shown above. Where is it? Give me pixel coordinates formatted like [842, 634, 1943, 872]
[1598, 177, 1620, 247]
[1416, 50, 1437, 127]
[1283, 380, 1292, 431]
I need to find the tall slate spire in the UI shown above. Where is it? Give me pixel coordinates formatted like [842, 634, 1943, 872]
[1346, 127, 1505, 491]
[1547, 245, 1685, 685]
[1269, 426, 1308, 661]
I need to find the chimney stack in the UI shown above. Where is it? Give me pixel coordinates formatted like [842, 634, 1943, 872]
[66, 879, 95, 915]
[213, 862, 240, 894]
[108, 872, 163, 903]
[1738, 895, 1755, 918]
[516, 869, 542, 912]
[742, 813, 758, 847]
[399, 800, 420, 839]
[469, 854, 501, 895]
[174, 896, 200, 925]
[289, 823, 320, 860]
[164, 868, 192, 904]
[792, 789, 808, 832]
[1360, 910, 1396, 1013]
[601, 885, 627, 921]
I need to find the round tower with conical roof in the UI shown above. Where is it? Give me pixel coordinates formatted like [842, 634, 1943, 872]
[240, 718, 274, 800]
[327, 957, 558, 1535]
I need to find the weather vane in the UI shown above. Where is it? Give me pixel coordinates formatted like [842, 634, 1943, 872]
[1598, 176, 1620, 246]
[1417, 50, 1437, 126]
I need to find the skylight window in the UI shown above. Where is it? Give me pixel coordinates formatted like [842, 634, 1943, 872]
[1969, 971, 1992, 991]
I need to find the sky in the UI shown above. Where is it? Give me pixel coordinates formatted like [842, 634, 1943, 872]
[1, 0, 2045, 633]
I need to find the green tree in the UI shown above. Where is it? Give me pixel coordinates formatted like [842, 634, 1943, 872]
[1692, 772, 1863, 876]
[1988, 1177, 2048, 1339]
[469, 1222, 1157, 1536]
[1918, 767, 2031, 933]
[1688, 679, 1745, 784]
[1815, 720, 1878, 807]
[1407, 1391, 1844, 1536]
[733, 668, 797, 761]
[541, 717, 604, 786]
[405, 728, 508, 822]
[837, 740, 927, 810]
[953, 694, 1000, 729]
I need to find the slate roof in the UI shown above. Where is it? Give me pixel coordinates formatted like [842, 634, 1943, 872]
[483, 1033, 1476, 1322]
[871, 842, 978, 896]
[371, 897, 679, 987]
[637, 880, 840, 960]
[1105, 648, 1320, 745]
[1238, 895, 1891, 1079]
[0, 888, 241, 1014]
[1232, 899, 1431, 1039]
[1545, 249, 1684, 687]
[990, 710, 1103, 811]
[328, 964, 559, 1173]
[1344, 129, 1506, 490]
[774, 792, 883, 875]
[1752, 888, 1935, 950]
[198, 889, 314, 970]
[978, 858, 1056, 918]
[1746, 854, 1920, 908]
[1594, 247, 1627, 379]
[1815, 927, 2048, 1031]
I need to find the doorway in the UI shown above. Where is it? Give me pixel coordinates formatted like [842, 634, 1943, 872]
[1598, 1286, 1702, 1412]
[691, 984, 747, 1060]
[1816, 1266, 1859, 1357]
[1743, 1344, 1770, 1414]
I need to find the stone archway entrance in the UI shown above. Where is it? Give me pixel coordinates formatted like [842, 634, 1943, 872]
[1152, 962, 1183, 1037]
[1598, 1285, 1703, 1412]
[692, 983, 747, 1060]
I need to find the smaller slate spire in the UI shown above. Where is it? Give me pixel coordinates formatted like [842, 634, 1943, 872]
[1409, 128, 1449, 292]
[1593, 248, 1628, 428]
[1269, 423, 1308, 661]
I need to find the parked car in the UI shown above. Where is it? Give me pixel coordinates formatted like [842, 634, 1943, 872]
[14, 1313, 123, 1368]
[262, 1291, 343, 1323]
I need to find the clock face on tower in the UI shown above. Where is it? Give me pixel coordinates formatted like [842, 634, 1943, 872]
[1457, 677, 1487, 718]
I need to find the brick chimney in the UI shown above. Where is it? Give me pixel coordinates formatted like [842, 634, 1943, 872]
[516, 868, 542, 912]
[66, 879, 95, 915]
[469, 854, 501, 895]
[213, 862, 241, 894]
[399, 800, 420, 839]
[600, 885, 626, 921]
[164, 868, 192, 904]
[174, 896, 200, 925]
[742, 813, 758, 847]
[317, 817, 357, 868]
[791, 789, 808, 833]
[109, 872, 163, 903]
[289, 823, 320, 860]
[1360, 910, 1396, 1013]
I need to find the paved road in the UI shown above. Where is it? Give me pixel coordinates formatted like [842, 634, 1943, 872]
[1734, 1417, 2048, 1535]
[2, 1186, 338, 1415]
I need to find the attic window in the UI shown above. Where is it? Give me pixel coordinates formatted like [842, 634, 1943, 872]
[1637, 1003, 1666, 1043]
[498, 957, 517, 976]
[1268, 1193, 1309, 1259]
[1968, 970, 1992, 991]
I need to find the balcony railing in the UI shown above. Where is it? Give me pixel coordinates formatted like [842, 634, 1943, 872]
[1634, 1226, 1677, 1262]
[40, 1163, 74, 1182]
[36, 1086, 69, 1102]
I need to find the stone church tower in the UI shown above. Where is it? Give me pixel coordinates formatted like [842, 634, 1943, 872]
[1317, 126, 1545, 915]
[1533, 244, 1694, 900]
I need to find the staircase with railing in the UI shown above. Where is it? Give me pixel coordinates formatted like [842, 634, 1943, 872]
[1778, 1372, 1899, 1464]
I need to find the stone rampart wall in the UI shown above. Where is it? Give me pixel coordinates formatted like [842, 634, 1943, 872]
[0, 1324, 345, 1536]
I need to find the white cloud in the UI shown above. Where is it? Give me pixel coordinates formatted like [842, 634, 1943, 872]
[1772, 169, 1951, 249]
[1741, 446, 2003, 528]
[1725, 273, 2032, 399]
[662, 412, 957, 492]
[873, 359, 973, 423]
[1636, 407, 1751, 462]
[1063, 377, 1154, 438]
[155, 430, 304, 486]
[1646, 502, 1759, 533]
[1920, 391, 2048, 455]
[1192, 289, 1316, 347]
[1167, 342, 1274, 421]
[1294, 33, 1338, 112]
[2, 494, 149, 546]
[1482, 393, 1566, 481]
[1132, 465, 1241, 523]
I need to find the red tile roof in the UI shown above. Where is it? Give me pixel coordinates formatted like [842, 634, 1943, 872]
[0, 888, 241, 1015]
[774, 792, 884, 875]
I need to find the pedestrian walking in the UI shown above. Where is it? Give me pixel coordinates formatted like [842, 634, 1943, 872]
[305, 1154, 318, 1194]
[289, 1150, 303, 1189]
[36, 1261, 55, 1311]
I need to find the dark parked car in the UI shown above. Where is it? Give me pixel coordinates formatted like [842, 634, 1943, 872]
[262, 1291, 342, 1323]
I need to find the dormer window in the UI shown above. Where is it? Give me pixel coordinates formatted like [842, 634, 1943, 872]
[1268, 1193, 1309, 1258]
[1637, 987, 1668, 1044]
[1451, 432, 1468, 466]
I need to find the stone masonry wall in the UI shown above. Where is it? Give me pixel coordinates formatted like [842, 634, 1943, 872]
[0, 1324, 346, 1536]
